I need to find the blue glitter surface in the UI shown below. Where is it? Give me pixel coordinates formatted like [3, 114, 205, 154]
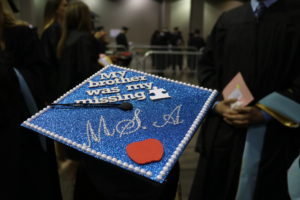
[22, 65, 217, 183]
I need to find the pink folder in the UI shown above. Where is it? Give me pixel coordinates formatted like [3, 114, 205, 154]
[222, 72, 254, 107]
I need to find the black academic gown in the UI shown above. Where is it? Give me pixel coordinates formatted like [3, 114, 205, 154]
[73, 152, 179, 200]
[116, 32, 129, 50]
[190, 1, 300, 200]
[41, 22, 62, 102]
[57, 30, 102, 95]
[0, 25, 62, 200]
[3, 25, 48, 106]
[41, 22, 61, 68]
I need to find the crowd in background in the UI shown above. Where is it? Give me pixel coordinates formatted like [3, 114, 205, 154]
[149, 27, 205, 75]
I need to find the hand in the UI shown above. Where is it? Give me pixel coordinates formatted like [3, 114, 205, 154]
[223, 106, 265, 127]
[215, 98, 238, 116]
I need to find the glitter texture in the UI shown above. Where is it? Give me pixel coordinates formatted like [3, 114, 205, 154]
[22, 65, 217, 183]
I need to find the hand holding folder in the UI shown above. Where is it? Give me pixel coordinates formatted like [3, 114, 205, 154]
[222, 72, 254, 108]
[221, 72, 300, 127]
[220, 73, 265, 127]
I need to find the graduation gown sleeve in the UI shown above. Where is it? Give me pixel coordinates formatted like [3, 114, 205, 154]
[197, 13, 226, 91]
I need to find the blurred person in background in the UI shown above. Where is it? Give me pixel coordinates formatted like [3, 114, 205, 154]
[116, 26, 129, 51]
[40, 0, 68, 102]
[94, 26, 109, 53]
[0, 0, 62, 199]
[170, 27, 184, 72]
[56, 1, 102, 95]
[187, 29, 205, 71]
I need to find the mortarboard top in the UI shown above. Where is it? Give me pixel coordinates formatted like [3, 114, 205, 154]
[22, 65, 217, 183]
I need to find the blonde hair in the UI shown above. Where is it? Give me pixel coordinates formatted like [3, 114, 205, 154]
[57, 1, 92, 57]
[0, 1, 28, 50]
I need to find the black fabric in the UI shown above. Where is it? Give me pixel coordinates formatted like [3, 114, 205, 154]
[73, 152, 180, 200]
[41, 22, 62, 102]
[170, 31, 184, 71]
[116, 32, 129, 50]
[41, 22, 61, 70]
[187, 34, 205, 70]
[254, 1, 267, 18]
[0, 26, 62, 199]
[150, 31, 171, 75]
[96, 38, 108, 54]
[1, 25, 49, 107]
[57, 30, 102, 96]
[190, 1, 300, 200]
[188, 35, 205, 51]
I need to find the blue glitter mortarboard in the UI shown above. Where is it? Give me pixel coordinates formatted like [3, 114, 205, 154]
[22, 65, 217, 183]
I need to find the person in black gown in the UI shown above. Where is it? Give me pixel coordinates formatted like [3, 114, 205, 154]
[94, 26, 109, 54]
[114, 26, 132, 67]
[188, 29, 205, 52]
[56, 1, 102, 95]
[170, 27, 184, 72]
[0, 1, 62, 199]
[40, 0, 68, 102]
[187, 29, 205, 71]
[151, 28, 171, 76]
[116, 26, 129, 51]
[189, 0, 300, 199]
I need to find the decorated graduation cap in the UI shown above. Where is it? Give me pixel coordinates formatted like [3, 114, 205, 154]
[22, 65, 217, 183]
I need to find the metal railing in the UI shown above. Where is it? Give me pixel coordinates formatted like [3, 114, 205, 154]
[130, 45, 197, 53]
[104, 44, 203, 76]
[106, 44, 127, 52]
[129, 45, 199, 69]
[141, 50, 203, 73]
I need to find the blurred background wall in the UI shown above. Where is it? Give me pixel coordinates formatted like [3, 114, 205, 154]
[13, 0, 247, 45]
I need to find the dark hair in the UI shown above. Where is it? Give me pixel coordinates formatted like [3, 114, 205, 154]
[122, 26, 128, 31]
[0, 1, 27, 50]
[57, 1, 92, 57]
[42, 0, 63, 30]
[96, 26, 104, 31]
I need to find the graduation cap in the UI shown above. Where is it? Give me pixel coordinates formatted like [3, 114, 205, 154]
[22, 65, 217, 183]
